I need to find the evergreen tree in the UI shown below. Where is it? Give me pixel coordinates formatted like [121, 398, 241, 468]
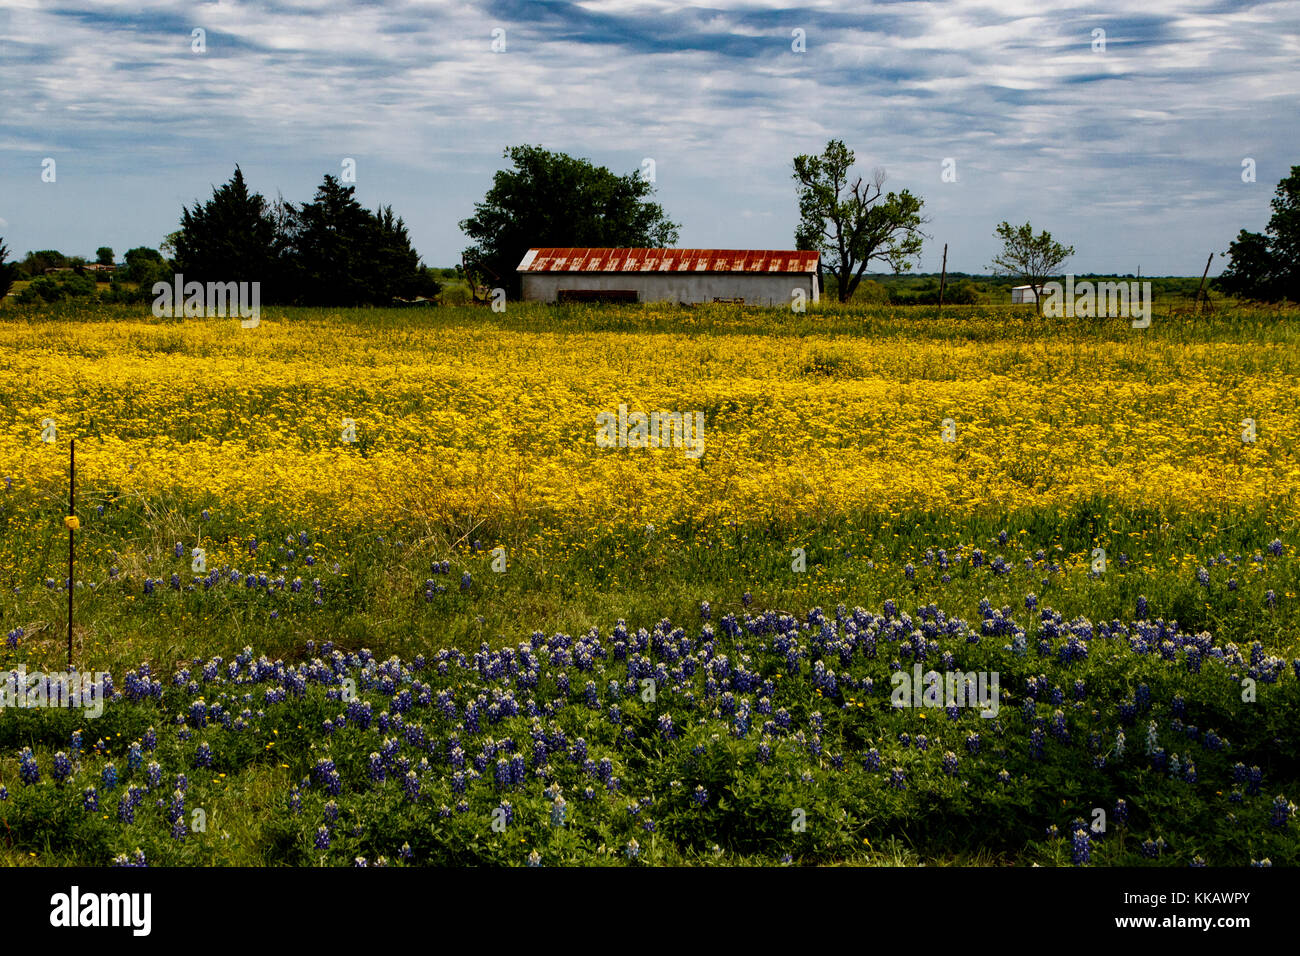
[174, 165, 280, 294]
[284, 176, 435, 305]
[0, 238, 14, 300]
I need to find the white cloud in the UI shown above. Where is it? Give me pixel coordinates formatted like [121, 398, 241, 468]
[0, 0, 1296, 270]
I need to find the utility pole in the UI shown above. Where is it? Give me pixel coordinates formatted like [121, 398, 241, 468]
[67, 438, 75, 668]
[1194, 252, 1213, 315]
[937, 243, 948, 320]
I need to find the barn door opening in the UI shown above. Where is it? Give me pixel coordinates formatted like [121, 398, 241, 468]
[557, 290, 638, 303]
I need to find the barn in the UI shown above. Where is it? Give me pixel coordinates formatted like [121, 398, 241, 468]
[517, 248, 820, 306]
[1010, 285, 1039, 304]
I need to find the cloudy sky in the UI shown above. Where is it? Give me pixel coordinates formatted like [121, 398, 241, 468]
[1, 0, 1297, 273]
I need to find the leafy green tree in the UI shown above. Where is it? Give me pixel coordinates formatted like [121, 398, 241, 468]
[0, 238, 14, 300]
[792, 140, 927, 303]
[989, 221, 1075, 314]
[174, 165, 280, 293]
[19, 250, 67, 278]
[122, 247, 164, 282]
[15, 273, 97, 304]
[95, 247, 115, 266]
[460, 145, 680, 298]
[1216, 164, 1300, 302]
[106, 247, 174, 301]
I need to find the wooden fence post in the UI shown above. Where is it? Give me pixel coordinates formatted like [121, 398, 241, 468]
[937, 243, 948, 319]
[1194, 253, 1213, 315]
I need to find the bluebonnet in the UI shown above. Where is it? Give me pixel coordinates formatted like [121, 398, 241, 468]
[403, 770, 420, 802]
[18, 748, 40, 785]
[52, 751, 73, 783]
[118, 792, 137, 823]
[1269, 796, 1294, 827]
[1071, 826, 1090, 865]
[1029, 728, 1045, 759]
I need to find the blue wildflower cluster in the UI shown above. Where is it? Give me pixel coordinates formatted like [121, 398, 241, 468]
[1, 595, 1296, 866]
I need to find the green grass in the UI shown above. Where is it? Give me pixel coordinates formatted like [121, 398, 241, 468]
[0, 301, 1296, 866]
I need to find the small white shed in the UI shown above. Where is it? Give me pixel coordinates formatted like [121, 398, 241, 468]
[1010, 285, 1038, 304]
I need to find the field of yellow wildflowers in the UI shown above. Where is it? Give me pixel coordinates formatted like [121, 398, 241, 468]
[0, 301, 1297, 867]
[0, 301, 1297, 667]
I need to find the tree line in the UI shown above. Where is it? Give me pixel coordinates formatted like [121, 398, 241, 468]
[0, 168, 441, 306]
[1, 150, 1296, 307]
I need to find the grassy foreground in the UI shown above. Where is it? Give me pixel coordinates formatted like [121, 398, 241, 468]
[0, 301, 1296, 865]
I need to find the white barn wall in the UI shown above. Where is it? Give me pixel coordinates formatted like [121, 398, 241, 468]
[521, 272, 818, 306]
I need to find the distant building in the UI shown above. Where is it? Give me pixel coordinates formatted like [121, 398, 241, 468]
[517, 248, 820, 306]
[43, 264, 116, 276]
[1010, 285, 1038, 304]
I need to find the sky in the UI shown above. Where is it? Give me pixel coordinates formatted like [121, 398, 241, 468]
[1, 0, 1297, 274]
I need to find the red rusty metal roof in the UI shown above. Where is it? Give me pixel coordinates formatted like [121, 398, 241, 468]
[517, 248, 819, 274]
